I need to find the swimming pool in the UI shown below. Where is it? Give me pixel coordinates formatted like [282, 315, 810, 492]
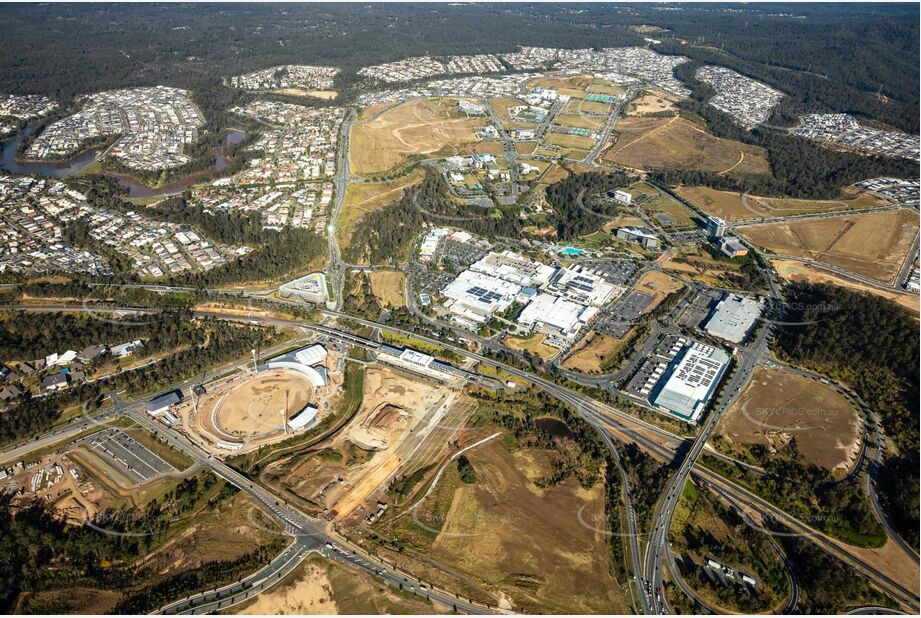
[560, 247, 584, 256]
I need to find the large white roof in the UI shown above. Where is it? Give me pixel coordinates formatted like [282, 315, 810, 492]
[295, 344, 328, 367]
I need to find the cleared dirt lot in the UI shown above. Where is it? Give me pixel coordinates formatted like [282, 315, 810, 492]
[601, 116, 770, 174]
[717, 367, 861, 473]
[214, 369, 313, 436]
[736, 209, 919, 283]
[526, 75, 592, 98]
[427, 441, 628, 614]
[232, 554, 439, 615]
[561, 332, 625, 373]
[626, 90, 678, 116]
[676, 186, 888, 222]
[772, 258, 920, 312]
[632, 270, 685, 311]
[368, 270, 406, 308]
[349, 99, 483, 176]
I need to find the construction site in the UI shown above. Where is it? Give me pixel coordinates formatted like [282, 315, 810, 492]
[264, 363, 475, 524]
[175, 343, 346, 455]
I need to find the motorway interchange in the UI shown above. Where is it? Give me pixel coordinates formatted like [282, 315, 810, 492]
[2, 292, 918, 615]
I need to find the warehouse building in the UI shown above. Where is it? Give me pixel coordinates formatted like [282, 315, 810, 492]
[703, 294, 763, 343]
[650, 342, 729, 424]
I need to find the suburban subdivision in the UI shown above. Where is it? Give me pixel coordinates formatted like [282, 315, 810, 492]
[0, 3, 918, 617]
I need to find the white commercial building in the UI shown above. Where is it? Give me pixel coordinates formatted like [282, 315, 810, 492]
[703, 294, 763, 343]
[549, 266, 619, 307]
[517, 293, 592, 338]
[650, 342, 730, 424]
[469, 250, 556, 287]
[295, 344, 328, 367]
[441, 269, 521, 323]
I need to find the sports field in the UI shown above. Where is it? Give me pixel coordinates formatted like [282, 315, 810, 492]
[736, 209, 919, 283]
[675, 186, 888, 222]
[215, 369, 313, 436]
[601, 116, 770, 174]
[717, 367, 861, 473]
[349, 99, 482, 176]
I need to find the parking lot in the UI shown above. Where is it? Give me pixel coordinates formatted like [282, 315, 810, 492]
[413, 271, 455, 301]
[679, 289, 721, 329]
[572, 259, 639, 286]
[74, 427, 176, 485]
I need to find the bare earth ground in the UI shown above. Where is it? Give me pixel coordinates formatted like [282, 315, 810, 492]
[772, 258, 920, 312]
[214, 369, 313, 436]
[349, 99, 482, 176]
[736, 209, 919, 283]
[427, 441, 628, 614]
[633, 270, 685, 311]
[230, 554, 440, 615]
[368, 270, 406, 308]
[627, 90, 678, 116]
[601, 116, 770, 175]
[716, 367, 861, 473]
[675, 185, 889, 222]
[561, 332, 625, 373]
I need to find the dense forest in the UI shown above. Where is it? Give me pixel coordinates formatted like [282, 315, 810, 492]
[545, 171, 632, 240]
[0, 309, 200, 361]
[775, 282, 919, 548]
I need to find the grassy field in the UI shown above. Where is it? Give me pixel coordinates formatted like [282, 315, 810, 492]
[601, 116, 770, 174]
[349, 99, 482, 176]
[504, 332, 559, 361]
[544, 132, 596, 151]
[631, 182, 699, 227]
[675, 186, 889, 222]
[771, 258, 919, 312]
[716, 367, 861, 473]
[561, 332, 626, 373]
[338, 168, 426, 249]
[736, 209, 919, 283]
[662, 247, 749, 288]
[229, 553, 439, 615]
[368, 270, 406, 308]
[526, 75, 592, 98]
[564, 98, 613, 115]
[554, 113, 605, 130]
